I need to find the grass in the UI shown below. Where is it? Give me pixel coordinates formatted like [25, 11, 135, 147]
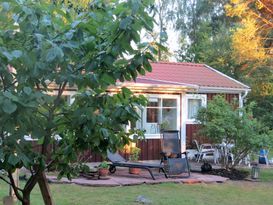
[1, 169, 273, 205]
[240, 166, 273, 182]
[259, 167, 273, 182]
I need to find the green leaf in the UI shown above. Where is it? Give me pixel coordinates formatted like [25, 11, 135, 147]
[71, 20, 81, 28]
[2, 51, 13, 60]
[8, 154, 20, 166]
[100, 128, 109, 138]
[2, 99, 17, 114]
[11, 50, 22, 58]
[37, 136, 45, 145]
[2, 2, 10, 11]
[46, 46, 64, 62]
[122, 87, 133, 97]
[23, 87, 32, 95]
[119, 16, 132, 30]
[19, 154, 31, 167]
[0, 149, 4, 160]
[131, 0, 141, 15]
[143, 59, 152, 72]
[3, 91, 18, 101]
[101, 73, 115, 84]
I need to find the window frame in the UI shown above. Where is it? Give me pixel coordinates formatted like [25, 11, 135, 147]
[185, 94, 207, 123]
[142, 94, 180, 138]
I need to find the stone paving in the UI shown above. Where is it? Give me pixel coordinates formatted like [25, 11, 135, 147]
[47, 167, 229, 187]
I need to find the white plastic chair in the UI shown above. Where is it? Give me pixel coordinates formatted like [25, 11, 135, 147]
[193, 140, 215, 163]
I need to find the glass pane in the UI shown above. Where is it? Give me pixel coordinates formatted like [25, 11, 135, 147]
[163, 99, 177, 107]
[162, 108, 177, 130]
[188, 99, 202, 119]
[147, 101, 158, 107]
[146, 108, 159, 123]
[147, 98, 158, 107]
[146, 123, 160, 134]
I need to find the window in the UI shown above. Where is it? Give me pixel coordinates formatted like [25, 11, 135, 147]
[186, 94, 206, 121]
[140, 96, 179, 135]
[60, 95, 75, 105]
[188, 99, 202, 119]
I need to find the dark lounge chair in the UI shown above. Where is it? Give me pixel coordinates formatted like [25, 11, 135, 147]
[160, 130, 191, 177]
[107, 151, 168, 180]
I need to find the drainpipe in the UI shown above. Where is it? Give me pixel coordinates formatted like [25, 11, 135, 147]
[239, 90, 249, 108]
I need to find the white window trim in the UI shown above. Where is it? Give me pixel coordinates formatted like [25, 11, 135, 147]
[142, 94, 181, 139]
[185, 94, 207, 124]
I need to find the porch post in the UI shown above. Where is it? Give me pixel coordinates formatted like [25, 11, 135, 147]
[181, 93, 186, 152]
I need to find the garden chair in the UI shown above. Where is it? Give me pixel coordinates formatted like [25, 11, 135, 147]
[107, 151, 168, 180]
[160, 130, 181, 161]
[193, 140, 215, 163]
[160, 130, 191, 177]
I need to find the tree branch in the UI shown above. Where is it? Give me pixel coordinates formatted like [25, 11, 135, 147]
[8, 171, 24, 202]
[0, 74, 7, 91]
[24, 170, 39, 194]
[0, 175, 14, 187]
[257, 0, 273, 16]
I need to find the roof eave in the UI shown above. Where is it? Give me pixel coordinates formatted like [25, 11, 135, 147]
[108, 82, 198, 93]
[197, 86, 251, 94]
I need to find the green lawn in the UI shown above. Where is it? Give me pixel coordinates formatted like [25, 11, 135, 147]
[0, 169, 272, 205]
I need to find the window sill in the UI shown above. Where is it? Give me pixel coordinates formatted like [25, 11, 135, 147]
[144, 134, 161, 139]
[185, 120, 200, 124]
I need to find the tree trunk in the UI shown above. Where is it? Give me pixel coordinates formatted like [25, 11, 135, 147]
[37, 171, 55, 205]
[22, 193, 30, 205]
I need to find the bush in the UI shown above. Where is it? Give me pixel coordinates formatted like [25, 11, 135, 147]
[196, 95, 273, 169]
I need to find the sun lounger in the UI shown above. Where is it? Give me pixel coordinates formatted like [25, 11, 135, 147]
[107, 151, 168, 180]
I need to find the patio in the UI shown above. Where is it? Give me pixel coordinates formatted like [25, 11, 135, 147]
[47, 163, 229, 187]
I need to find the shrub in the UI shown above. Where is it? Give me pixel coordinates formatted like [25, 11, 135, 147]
[196, 95, 273, 169]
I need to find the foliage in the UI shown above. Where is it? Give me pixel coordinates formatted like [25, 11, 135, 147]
[164, 0, 246, 80]
[0, 0, 155, 204]
[251, 95, 273, 130]
[225, 0, 273, 64]
[144, 0, 170, 61]
[129, 147, 141, 161]
[196, 95, 273, 169]
[98, 161, 109, 169]
[246, 63, 273, 130]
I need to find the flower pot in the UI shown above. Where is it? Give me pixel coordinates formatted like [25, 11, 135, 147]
[98, 168, 109, 177]
[129, 167, 141, 175]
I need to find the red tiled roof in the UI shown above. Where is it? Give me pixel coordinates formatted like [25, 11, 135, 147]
[135, 62, 249, 90]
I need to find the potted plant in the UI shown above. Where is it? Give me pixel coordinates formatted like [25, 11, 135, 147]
[98, 161, 109, 177]
[129, 147, 141, 174]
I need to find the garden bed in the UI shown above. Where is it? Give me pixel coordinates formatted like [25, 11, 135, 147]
[205, 169, 249, 180]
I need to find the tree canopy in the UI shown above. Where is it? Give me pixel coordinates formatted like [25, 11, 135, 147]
[0, 0, 155, 204]
[226, 0, 273, 63]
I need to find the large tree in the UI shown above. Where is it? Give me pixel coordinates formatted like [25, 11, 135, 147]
[0, 0, 155, 204]
[164, 0, 246, 78]
[226, 0, 273, 64]
[225, 1, 273, 125]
